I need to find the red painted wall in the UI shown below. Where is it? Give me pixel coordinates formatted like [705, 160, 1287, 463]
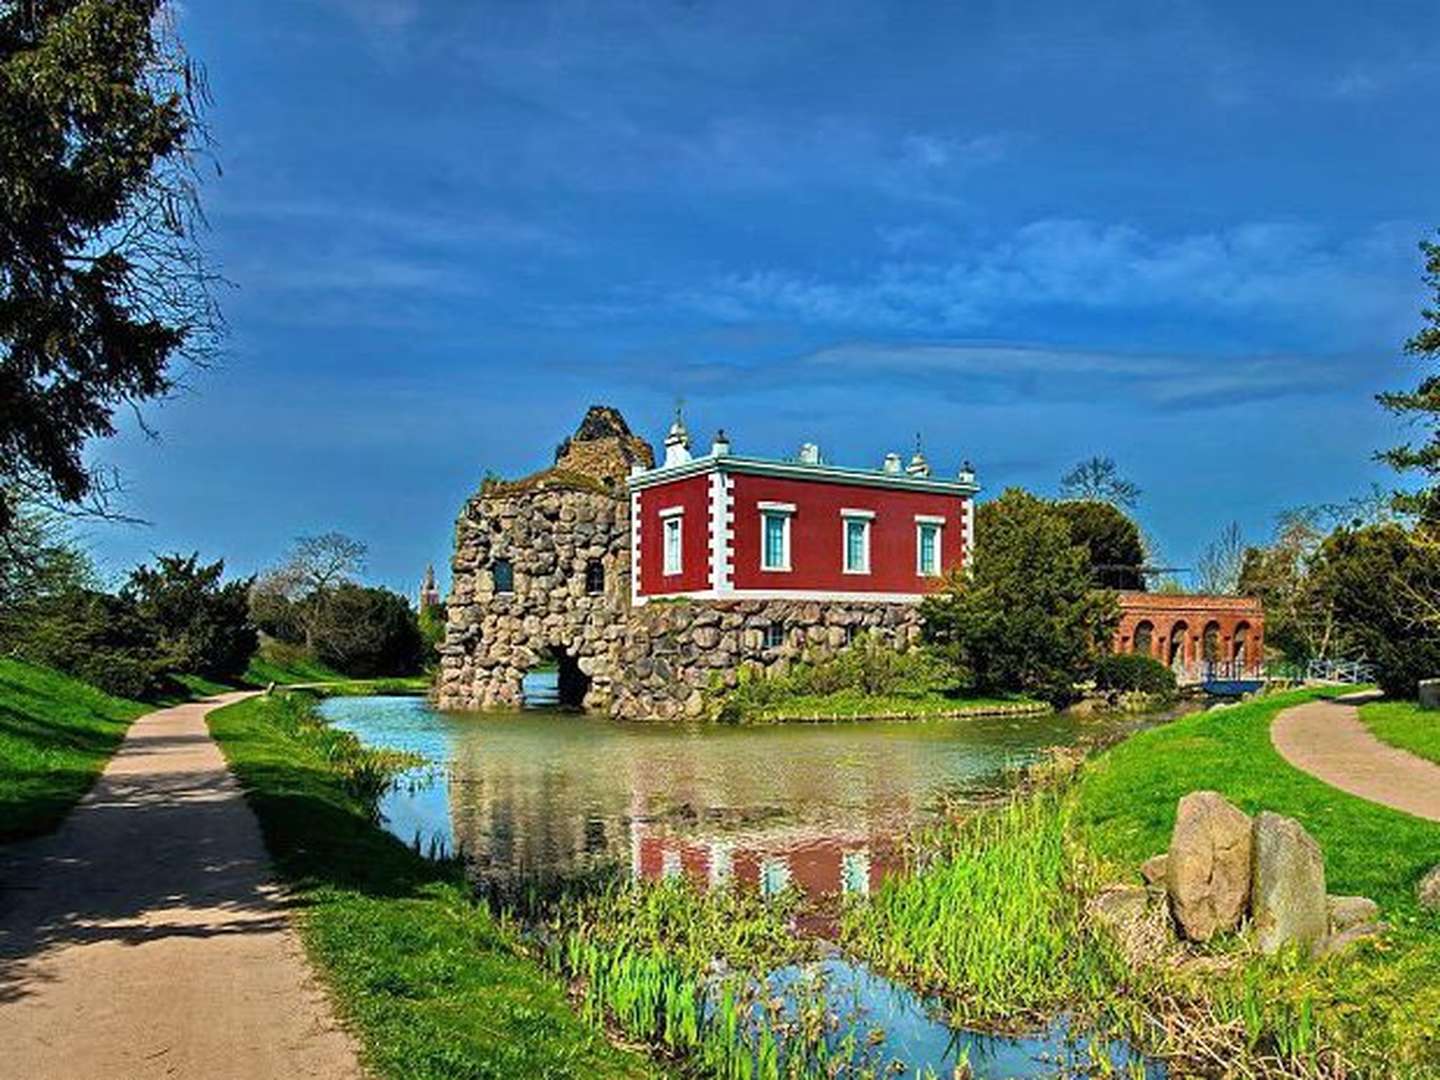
[729, 474, 966, 593]
[637, 474, 710, 595]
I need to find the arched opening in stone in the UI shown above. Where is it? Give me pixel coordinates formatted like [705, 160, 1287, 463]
[1132, 620, 1154, 656]
[491, 558, 514, 593]
[522, 645, 590, 710]
[585, 558, 605, 595]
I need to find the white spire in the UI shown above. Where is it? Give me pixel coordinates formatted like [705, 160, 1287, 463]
[663, 404, 692, 468]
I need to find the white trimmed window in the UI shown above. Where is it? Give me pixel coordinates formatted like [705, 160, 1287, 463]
[660, 506, 684, 575]
[916, 515, 944, 577]
[841, 509, 873, 574]
[758, 501, 795, 572]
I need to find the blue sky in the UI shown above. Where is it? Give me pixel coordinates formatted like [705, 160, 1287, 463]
[90, 0, 1438, 595]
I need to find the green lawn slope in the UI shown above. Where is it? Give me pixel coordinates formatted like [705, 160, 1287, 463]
[1361, 699, 1440, 768]
[207, 694, 655, 1080]
[0, 657, 148, 842]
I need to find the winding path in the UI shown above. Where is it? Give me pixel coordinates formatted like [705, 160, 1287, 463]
[0, 693, 364, 1080]
[1271, 692, 1440, 824]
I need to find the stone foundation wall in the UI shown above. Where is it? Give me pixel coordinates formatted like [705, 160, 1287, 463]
[611, 598, 923, 721]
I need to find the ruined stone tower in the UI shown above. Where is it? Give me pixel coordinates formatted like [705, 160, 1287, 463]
[436, 406, 653, 711]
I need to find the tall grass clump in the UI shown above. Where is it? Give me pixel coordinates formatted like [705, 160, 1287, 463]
[264, 691, 421, 815]
[548, 877, 889, 1078]
[714, 635, 965, 723]
[842, 789, 1119, 1024]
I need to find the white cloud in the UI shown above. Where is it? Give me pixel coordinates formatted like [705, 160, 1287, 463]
[675, 219, 1424, 345]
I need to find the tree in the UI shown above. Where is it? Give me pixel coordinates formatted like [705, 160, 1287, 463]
[1053, 500, 1146, 590]
[307, 584, 423, 678]
[920, 488, 1119, 705]
[4, 588, 161, 698]
[124, 552, 256, 679]
[0, 494, 96, 611]
[1309, 523, 1440, 697]
[252, 532, 367, 649]
[1238, 510, 1335, 663]
[1059, 456, 1141, 509]
[0, 1, 219, 536]
[1195, 521, 1247, 595]
[1378, 231, 1440, 522]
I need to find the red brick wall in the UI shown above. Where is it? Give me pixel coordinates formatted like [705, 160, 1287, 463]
[1114, 592, 1265, 668]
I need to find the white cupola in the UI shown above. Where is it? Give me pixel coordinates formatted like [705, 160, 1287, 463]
[663, 407, 692, 468]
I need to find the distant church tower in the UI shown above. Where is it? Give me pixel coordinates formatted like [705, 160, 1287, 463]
[419, 563, 442, 614]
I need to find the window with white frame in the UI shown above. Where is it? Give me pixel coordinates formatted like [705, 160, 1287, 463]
[841, 509, 873, 574]
[759, 502, 794, 571]
[660, 507, 684, 575]
[916, 515, 944, 577]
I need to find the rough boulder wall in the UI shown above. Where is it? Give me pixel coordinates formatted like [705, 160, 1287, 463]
[437, 405, 653, 713]
[437, 481, 632, 711]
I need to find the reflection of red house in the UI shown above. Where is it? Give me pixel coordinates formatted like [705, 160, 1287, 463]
[633, 830, 898, 900]
[1114, 592, 1264, 677]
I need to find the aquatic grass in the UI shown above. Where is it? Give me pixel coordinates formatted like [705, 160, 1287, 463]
[841, 789, 1122, 1025]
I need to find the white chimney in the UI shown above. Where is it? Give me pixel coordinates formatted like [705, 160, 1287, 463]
[798, 442, 821, 465]
[957, 460, 976, 486]
[882, 452, 902, 474]
[711, 429, 731, 457]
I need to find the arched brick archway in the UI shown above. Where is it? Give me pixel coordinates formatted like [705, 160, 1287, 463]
[1233, 621, 1252, 666]
[1166, 621, 1189, 668]
[1133, 620, 1155, 658]
[1202, 620, 1222, 663]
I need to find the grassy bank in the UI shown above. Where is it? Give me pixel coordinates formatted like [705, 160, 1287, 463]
[842, 687, 1440, 1077]
[733, 689, 1046, 723]
[206, 692, 655, 1080]
[0, 657, 149, 842]
[1360, 699, 1440, 767]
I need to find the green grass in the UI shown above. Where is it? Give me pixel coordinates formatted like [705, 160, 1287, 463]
[744, 689, 1045, 722]
[243, 651, 346, 686]
[1071, 687, 1440, 1076]
[0, 657, 148, 842]
[206, 693, 656, 1080]
[1360, 699, 1440, 767]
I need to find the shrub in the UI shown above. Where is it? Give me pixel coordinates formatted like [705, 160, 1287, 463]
[1094, 652, 1177, 697]
[3, 589, 163, 699]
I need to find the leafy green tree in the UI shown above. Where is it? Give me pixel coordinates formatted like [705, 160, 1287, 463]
[418, 602, 446, 669]
[1378, 232, 1440, 522]
[0, 494, 96, 611]
[124, 553, 256, 679]
[1053, 500, 1146, 590]
[1059, 456, 1141, 509]
[0, 1, 218, 535]
[6, 588, 161, 698]
[1310, 523, 1440, 697]
[920, 488, 1119, 705]
[307, 584, 423, 678]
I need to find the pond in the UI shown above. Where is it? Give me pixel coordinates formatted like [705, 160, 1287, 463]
[319, 679, 1171, 1078]
[319, 677, 1167, 899]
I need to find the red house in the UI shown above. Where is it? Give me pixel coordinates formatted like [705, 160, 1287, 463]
[626, 415, 979, 605]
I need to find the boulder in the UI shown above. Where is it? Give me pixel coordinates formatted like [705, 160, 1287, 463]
[1327, 895, 1380, 934]
[1088, 885, 1169, 966]
[1420, 679, 1440, 711]
[1312, 923, 1384, 961]
[1140, 853, 1169, 887]
[1419, 864, 1440, 912]
[1166, 791, 1253, 942]
[1252, 812, 1328, 955]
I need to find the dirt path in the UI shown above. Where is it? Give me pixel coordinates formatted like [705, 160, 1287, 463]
[0, 693, 364, 1080]
[1272, 693, 1440, 824]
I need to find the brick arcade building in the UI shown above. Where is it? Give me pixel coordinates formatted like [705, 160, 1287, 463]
[438, 407, 1262, 719]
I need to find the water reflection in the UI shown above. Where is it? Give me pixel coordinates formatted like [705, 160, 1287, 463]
[320, 681, 1162, 901]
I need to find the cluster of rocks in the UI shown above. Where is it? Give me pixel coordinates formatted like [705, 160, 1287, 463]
[1092, 791, 1403, 964]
